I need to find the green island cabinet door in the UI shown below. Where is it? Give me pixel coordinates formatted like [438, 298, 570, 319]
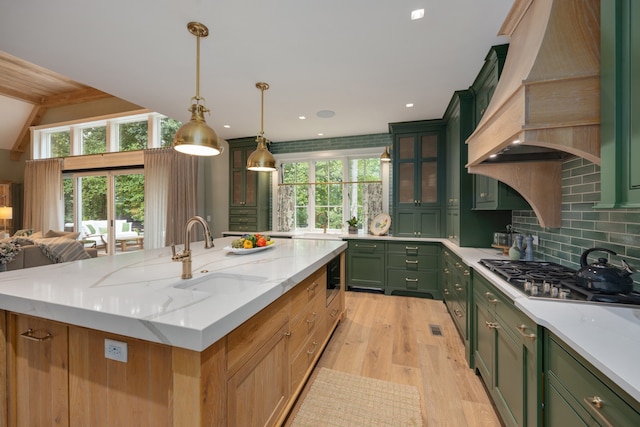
[599, 0, 640, 208]
[389, 120, 446, 238]
[472, 273, 541, 427]
[227, 137, 271, 232]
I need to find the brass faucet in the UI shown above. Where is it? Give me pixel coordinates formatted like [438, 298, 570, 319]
[171, 216, 215, 279]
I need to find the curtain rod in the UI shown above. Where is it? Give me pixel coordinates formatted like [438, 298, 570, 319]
[278, 180, 382, 186]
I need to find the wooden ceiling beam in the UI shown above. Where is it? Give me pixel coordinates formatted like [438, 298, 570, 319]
[41, 87, 111, 107]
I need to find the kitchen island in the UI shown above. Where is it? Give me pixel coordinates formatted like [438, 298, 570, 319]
[0, 237, 347, 426]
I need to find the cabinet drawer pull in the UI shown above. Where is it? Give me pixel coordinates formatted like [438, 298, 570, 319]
[443, 268, 449, 274]
[583, 397, 614, 427]
[484, 321, 500, 329]
[443, 288, 449, 295]
[306, 312, 318, 325]
[454, 284, 463, 292]
[306, 341, 319, 355]
[330, 308, 339, 318]
[283, 331, 291, 337]
[307, 282, 319, 292]
[463, 270, 470, 276]
[484, 292, 498, 304]
[405, 246, 419, 251]
[453, 309, 463, 318]
[355, 244, 377, 250]
[21, 328, 52, 342]
[405, 260, 419, 265]
[405, 278, 419, 283]
[516, 324, 536, 341]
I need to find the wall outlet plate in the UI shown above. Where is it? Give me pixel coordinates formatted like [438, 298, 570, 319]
[105, 338, 128, 363]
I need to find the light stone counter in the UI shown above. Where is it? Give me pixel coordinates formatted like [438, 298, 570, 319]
[0, 237, 347, 352]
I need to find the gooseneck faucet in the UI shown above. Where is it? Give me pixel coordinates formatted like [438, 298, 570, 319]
[171, 216, 215, 279]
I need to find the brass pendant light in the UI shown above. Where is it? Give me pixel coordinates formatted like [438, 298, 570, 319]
[173, 22, 223, 156]
[246, 82, 277, 171]
[380, 146, 391, 162]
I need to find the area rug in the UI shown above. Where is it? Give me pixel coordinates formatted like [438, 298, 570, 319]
[291, 368, 423, 427]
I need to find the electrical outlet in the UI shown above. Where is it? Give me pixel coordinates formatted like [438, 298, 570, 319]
[532, 235, 539, 245]
[105, 338, 128, 363]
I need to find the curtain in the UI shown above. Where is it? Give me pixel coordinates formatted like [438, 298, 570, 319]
[144, 148, 198, 248]
[276, 185, 296, 232]
[143, 148, 171, 249]
[363, 182, 383, 232]
[23, 158, 64, 233]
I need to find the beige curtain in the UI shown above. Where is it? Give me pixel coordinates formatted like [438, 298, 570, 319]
[23, 158, 64, 233]
[144, 148, 198, 248]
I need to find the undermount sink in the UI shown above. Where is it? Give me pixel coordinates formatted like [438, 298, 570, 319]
[298, 233, 343, 240]
[173, 272, 266, 294]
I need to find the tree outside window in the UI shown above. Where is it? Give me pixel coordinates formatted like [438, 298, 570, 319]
[49, 130, 70, 157]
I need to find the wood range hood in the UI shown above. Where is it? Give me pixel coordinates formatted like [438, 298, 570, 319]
[465, 0, 600, 228]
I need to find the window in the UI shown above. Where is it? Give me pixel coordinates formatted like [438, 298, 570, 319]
[278, 148, 386, 232]
[31, 111, 182, 159]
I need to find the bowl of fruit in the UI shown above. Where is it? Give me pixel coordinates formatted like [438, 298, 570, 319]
[224, 234, 275, 254]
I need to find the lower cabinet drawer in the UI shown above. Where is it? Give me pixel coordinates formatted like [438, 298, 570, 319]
[449, 300, 466, 340]
[326, 292, 342, 333]
[387, 242, 438, 256]
[229, 208, 257, 216]
[387, 253, 434, 270]
[386, 269, 439, 291]
[546, 334, 640, 426]
[289, 296, 324, 356]
[290, 328, 324, 388]
[229, 215, 257, 225]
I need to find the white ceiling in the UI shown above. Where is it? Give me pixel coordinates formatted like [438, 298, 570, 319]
[0, 0, 512, 151]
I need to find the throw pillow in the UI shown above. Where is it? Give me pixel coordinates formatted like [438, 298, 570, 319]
[30, 231, 43, 239]
[85, 223, 96, 235]
[122, 222, 130, 232]
[13, 229, 34, 237]
[45, 230, 81, 240]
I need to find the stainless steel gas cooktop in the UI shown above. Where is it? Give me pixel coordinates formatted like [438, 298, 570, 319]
[479, 259, 640, 306]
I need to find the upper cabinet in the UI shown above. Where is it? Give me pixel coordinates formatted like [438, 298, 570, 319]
[470, 45, 530, 212]
[228, 137, 271, 232]
[599, 0, 640, 208]
[389, 120, 445, 238]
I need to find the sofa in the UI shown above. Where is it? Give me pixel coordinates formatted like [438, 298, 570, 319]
[6, 244, 98, 271]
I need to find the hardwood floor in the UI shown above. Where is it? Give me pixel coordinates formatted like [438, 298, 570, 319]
[284, 291, 501, 426]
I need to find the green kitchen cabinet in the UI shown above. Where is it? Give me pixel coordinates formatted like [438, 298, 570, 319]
[227, 137, 271, 232]
[472, 273, 541, 427]
[599, 0, 640, 208]
[442, 248, 472, 365]
[388, 120, 445, 238]
[473, 175, 531, 211]
[470, 44, 530, 212]
[443, 89, 513, 246]
[386, 242, 440, 298]
[544, 331, 640, 426]
[346, 239, 385, 292]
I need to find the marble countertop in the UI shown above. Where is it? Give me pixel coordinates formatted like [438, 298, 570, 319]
[0, 237, 347, 352]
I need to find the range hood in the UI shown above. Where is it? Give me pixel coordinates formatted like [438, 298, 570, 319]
[465, 0, 600, 228]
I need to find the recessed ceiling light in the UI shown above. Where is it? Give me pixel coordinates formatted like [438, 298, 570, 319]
[512, 139, 521, 144]
[411, 9, 425, 20]
[489, 153, 498, 158]
[317, 133, 324, 136]
[316, 110, 335, 118]
[406, 103, 414, 108]
[223, 125, 231, 128]
[298, 116, 306, 120]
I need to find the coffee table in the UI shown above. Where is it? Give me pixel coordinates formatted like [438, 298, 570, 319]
[116, 236, 144, 252]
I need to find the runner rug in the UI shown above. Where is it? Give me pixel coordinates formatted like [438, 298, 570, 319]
[291, 367, 423, 426]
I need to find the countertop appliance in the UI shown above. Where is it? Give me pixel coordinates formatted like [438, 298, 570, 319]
[479, 259, 640, 306]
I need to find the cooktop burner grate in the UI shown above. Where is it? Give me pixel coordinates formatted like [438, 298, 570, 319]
[479, 259, 640, 306]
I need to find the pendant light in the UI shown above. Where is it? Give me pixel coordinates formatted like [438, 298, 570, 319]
[246, 82, 277, 171]
[173, 22, 223, 156]
[380, 146, 391, 162]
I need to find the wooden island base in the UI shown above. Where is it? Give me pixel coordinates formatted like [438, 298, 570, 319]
[0, 254, 345, 427]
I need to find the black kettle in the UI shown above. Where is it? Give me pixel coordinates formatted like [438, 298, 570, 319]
[575, 248, 635, 294]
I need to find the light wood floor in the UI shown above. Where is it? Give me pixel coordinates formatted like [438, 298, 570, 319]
[284, 292, 502, 426]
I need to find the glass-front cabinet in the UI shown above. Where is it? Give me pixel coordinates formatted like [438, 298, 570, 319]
[389, 120, 445, 237]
